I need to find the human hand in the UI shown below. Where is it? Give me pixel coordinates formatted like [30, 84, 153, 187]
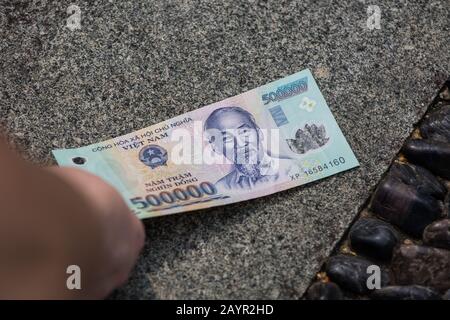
[0, 142, 145, 299]
[45, 167, 145, 299]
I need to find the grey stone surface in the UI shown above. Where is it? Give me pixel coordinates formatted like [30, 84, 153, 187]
[0, 0, 449, 299]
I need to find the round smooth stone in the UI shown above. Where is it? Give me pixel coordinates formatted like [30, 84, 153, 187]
[371, 162, 445, 237]
[420, 106, 450, 143]
[305, 282, 344, 300]
[392, 244, 450, 292]
[326, 255, 390, 294]
[443, 289, 450, 300]
[349, 218, 399, 262]
[402, 139, 450, 180]
[370, 285, 441, 300]
[423, 219, 450, 250]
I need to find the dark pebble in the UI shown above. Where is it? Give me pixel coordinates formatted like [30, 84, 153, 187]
[444, 289, 450, 300]
[305, 282, 343, 300]
[371, 162, 445, 237]
[423, 219, 450, 250]
[439, 82, 450, 101]
[371, 285, 441, 300]
[392, 244, 450, 292]
[349, 218, 399, 262]
[326, 255, 390, 294]
[402, 139, 450, 179]
[420, 106, 450, 143]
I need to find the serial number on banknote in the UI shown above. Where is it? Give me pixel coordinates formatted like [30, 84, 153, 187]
[302, 157, 347, 177]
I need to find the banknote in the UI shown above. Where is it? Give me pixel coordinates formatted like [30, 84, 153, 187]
[53, 69, 359, 219]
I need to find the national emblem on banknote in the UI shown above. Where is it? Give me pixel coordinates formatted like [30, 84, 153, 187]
[139, 145, 168, 169]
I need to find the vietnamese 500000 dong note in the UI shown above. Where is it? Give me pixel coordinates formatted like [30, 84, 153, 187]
[53, 69, 359, 219]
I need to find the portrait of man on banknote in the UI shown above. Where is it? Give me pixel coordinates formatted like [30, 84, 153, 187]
[204, 106, 294, 191]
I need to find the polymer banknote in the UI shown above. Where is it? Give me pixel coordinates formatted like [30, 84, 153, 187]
[53, 69, 359, 219]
